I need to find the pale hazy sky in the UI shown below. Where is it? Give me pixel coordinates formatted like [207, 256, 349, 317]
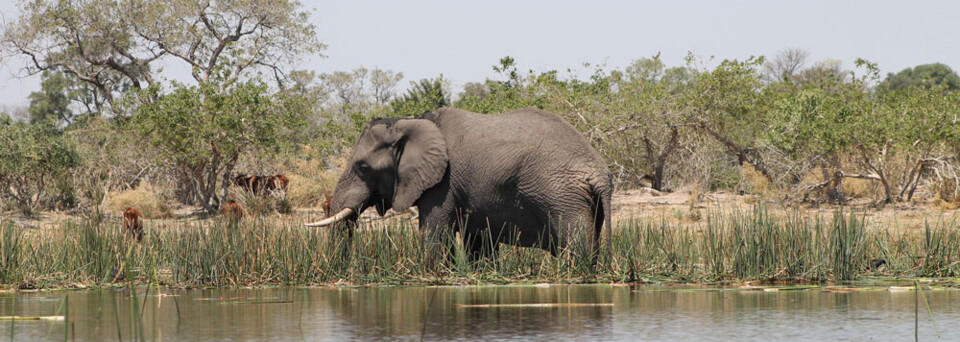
[1, 0, 959, 108]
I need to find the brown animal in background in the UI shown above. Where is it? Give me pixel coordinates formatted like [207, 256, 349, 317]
[222, 200, 245, 221]
[234, 174, 253, 191]
[122, 207, 143, 241]
[235, 173, 269, 195]
[322, 198, 332, 217]
[266, 174, 290, 194]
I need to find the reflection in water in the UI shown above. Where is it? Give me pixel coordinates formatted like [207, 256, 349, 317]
[1, 285, 958, 341]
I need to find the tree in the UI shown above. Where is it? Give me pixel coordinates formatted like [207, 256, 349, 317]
[880, 63, 960, 92]
[28, 71, 72, 125]
[27, 70, 123, 125]
[762, 49, 810, 84]
[391, 77, 450, 116]
[135, 79, 307, 212]
[2, 0, 323, 109]
[686, 57, 773, 182]
[314, 67, 404, 115]
[460, 82, 490, 100]
[0, 119, 80, 213]
[370, 68, 404, 106]
[456, 57, 544, 114]
[764, 86, 861, 201]
[606, 56, 690, 190]
[797, 59, 849, 86]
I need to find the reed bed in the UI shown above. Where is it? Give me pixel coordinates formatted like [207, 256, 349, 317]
[1, 207, 959, 289]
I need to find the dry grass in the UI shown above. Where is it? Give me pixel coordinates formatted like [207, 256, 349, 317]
[686, 182, 702, 222]
[797, 170, 879, 201]
[284, 155, 344, 208]
[741, 163, 773, 195]
[934, 179, 960, 210]
[103, 183, 172, 219]
[841, 178, 877, 199]
[286, 174, 335, 208]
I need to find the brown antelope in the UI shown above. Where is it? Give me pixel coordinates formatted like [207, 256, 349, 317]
[222, 200, 245, 222]
[122, 207, 144, 241]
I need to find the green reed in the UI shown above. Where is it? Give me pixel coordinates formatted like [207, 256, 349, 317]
[2, 207, 959, 288]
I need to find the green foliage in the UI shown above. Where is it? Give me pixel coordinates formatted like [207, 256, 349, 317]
[390, 76, 450, 116]
[4, 208, 959, 287]
[687, 57, 765, 134]
[456, 56, 545, 113]
[881, 63, 960, 92]
[135, 78, 307, 210]
[2, 0, 323, 108]
[0, 119, 80, 213]
[764, 86, 859, 160]
[28, 71, 73, 124]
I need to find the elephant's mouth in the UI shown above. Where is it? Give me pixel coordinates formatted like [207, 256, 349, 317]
[306, 186, 393, 228]
[350, 193, 392, 221]
[370, 193, 391, 217]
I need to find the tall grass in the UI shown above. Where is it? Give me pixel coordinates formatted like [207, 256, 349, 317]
[2, 207, 959, 288]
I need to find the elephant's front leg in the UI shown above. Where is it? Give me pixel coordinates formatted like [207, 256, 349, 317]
[416, 203, 459, 269]
[463, 228, 501, 263]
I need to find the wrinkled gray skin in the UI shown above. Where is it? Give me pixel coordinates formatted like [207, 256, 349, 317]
[327, 107, 613, 261]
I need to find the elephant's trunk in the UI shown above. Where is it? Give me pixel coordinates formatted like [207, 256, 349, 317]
[305, 208, 354, 227]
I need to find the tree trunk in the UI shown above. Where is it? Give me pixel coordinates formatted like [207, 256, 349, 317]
[857, 145, 894, 204]
[641, 126, 680, 192]
[696, 119, 776, 184]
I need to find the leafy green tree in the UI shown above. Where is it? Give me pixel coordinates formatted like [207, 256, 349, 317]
[135, 79, 307, 212]
[390, 77, 450, 117]
[457, 56, 694, 190]
[456, 57, 545, 114]
[870, 85, 960, 202]
[764, 84, 862, 201]
[603, 56, 692, 190]
[27, 71, 72, 124]
[0, 120, 80, 213]
[685, 57, 773, 182]
[880, 63, 960, 92]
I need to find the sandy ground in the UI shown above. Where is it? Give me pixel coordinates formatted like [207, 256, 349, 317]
[4, 186, 959, 232]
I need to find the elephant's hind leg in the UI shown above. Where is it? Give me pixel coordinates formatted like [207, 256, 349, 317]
[550, 209, 598, 267]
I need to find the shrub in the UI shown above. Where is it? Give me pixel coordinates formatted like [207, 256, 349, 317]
[103, 183, 172, 219]
[741, 163, 773, 195]
[0, 119, 80, 214]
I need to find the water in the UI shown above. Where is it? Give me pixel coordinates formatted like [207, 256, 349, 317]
[1, 284, 957, 341]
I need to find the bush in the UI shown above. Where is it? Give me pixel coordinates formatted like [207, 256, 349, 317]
[284, 155, 344, 208]
[741, 163, 773, 195]
[286, 174, 336, 208]
[841, 178, 876, 199]
[0, 119, 79, 214]
[935, 179, 960, 210]
[103, 183, 172, 219]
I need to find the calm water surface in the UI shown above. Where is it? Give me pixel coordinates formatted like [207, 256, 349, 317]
[1, 284, 957, 341]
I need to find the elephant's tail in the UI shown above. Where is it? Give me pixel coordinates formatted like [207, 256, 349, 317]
[590, 173, 614, 257]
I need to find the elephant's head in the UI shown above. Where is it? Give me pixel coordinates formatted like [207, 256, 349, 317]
[306, 118, 448, 227]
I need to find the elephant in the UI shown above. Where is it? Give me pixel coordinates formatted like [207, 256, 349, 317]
[307, 107, 613, 262]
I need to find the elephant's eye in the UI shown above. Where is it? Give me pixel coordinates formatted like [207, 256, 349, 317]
[356, 161, 371, 175]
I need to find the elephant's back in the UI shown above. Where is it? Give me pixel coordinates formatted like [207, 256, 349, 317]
[495, 109, 604, 167]
[432, 107, 609, 190]
[433, 108, 599, 156]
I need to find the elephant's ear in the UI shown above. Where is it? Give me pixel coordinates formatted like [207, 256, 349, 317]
[391, 119, 448, 212]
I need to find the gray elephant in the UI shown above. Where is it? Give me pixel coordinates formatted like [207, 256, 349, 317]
[307, 107, 613, 262]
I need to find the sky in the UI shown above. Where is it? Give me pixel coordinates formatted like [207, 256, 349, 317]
[1, 0, 959, 108]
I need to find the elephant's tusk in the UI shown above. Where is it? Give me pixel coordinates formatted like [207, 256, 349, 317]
[305, 208, 354, 227]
